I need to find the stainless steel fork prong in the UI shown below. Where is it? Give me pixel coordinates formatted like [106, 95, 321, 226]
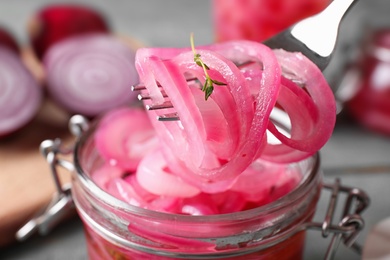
[158, 113, 180, 121]
[145, 101, 174, 111]
[138, 91, 168, 101]
[132, 83, 179, 120]
[131, 77, 200, 121]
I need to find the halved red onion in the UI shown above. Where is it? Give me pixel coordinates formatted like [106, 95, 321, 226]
[44, 34, 138, 116]
[29, 4, 109, 59]
[0, 46, 42, 136]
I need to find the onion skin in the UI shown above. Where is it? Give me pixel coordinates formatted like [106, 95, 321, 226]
[43, 34, 138, 117]
[0, 46, 42, 137]
[28, 4, 110, 59]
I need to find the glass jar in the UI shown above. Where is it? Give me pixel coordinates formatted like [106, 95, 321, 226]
[72, 120, 321, 259]
[16, 115, 370, 259]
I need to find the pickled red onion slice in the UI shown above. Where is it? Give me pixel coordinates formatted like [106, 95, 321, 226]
[262, 49, 336, 162]
[44, 34, 138, 116]
[136, 148, 200, 198]
[94, 107, 158, 171]
[93, 106, 303, 215]
[230, 158, 301, 203]
[0, 46, 42, 136]
[106, 177, 148, 207]
[91, 163, 124, 189]
[136, 41, 281, 192]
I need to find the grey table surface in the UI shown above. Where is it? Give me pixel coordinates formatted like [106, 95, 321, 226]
[1, 0, 390, 259]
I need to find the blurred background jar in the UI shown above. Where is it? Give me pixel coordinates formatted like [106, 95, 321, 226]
[212, 0, 331, 42]
[330, 0, 390, 135]
[342, 28, 390, 135]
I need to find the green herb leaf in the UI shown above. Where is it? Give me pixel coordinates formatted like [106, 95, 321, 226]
[205, 85, 214, 100]
[211, 79, 227, 86]
[190, 33, 226, 100]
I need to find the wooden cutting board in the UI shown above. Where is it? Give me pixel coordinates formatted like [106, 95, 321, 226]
[0, 99, 74, 247]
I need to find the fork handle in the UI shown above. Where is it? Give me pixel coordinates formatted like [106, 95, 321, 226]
[264, 0, 359, 71]
[292, 0, 359, 56]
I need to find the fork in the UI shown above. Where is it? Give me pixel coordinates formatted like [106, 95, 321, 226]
[132, 0, 359, 121]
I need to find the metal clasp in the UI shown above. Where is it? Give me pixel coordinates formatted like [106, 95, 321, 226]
[15, 115, 90, 242]
[303, 178, 370, 260]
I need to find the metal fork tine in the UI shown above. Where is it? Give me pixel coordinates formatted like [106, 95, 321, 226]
[158, 113, 180, 121]
[146, 101, 174, 111]
[131, 85, 147, 91]
[133, 77, 199, 91]
[138, 91, 168, 101]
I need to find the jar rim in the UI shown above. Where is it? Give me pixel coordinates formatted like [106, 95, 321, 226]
[73, 119, 321, 222]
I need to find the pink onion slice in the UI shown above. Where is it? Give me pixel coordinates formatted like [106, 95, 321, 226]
[134, 40, 335, 193]
[106, 177, 148, 207]
[94, 107, 158, 171]
[0, 46, 42, 136]
[230, 158, 301, 203]
[135, 41, 281, 192]
[91, 162, 124, 189]
[261, 49, 336, 162]
[136, 147, 200, 198]
[44, 34, 138, 116]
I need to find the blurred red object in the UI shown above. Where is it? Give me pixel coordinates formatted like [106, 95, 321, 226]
[213, 0, 331, 42]
[28, 4, 110, 59]
[0, 25, 19, 53]
[346, 29, 390, 135]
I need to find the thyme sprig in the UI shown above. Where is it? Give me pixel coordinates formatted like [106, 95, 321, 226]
[190, 33, 226, 100]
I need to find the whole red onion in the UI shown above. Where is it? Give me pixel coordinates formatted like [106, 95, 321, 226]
[0, 46, 42, 137]
[43, 34, 138, 117]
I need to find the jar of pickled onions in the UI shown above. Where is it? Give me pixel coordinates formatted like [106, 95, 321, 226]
[23, 115, 369, 260]
[345, 28, 390, 135]
[213, 0, 331, 42]
[73, 121, 319, 259]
